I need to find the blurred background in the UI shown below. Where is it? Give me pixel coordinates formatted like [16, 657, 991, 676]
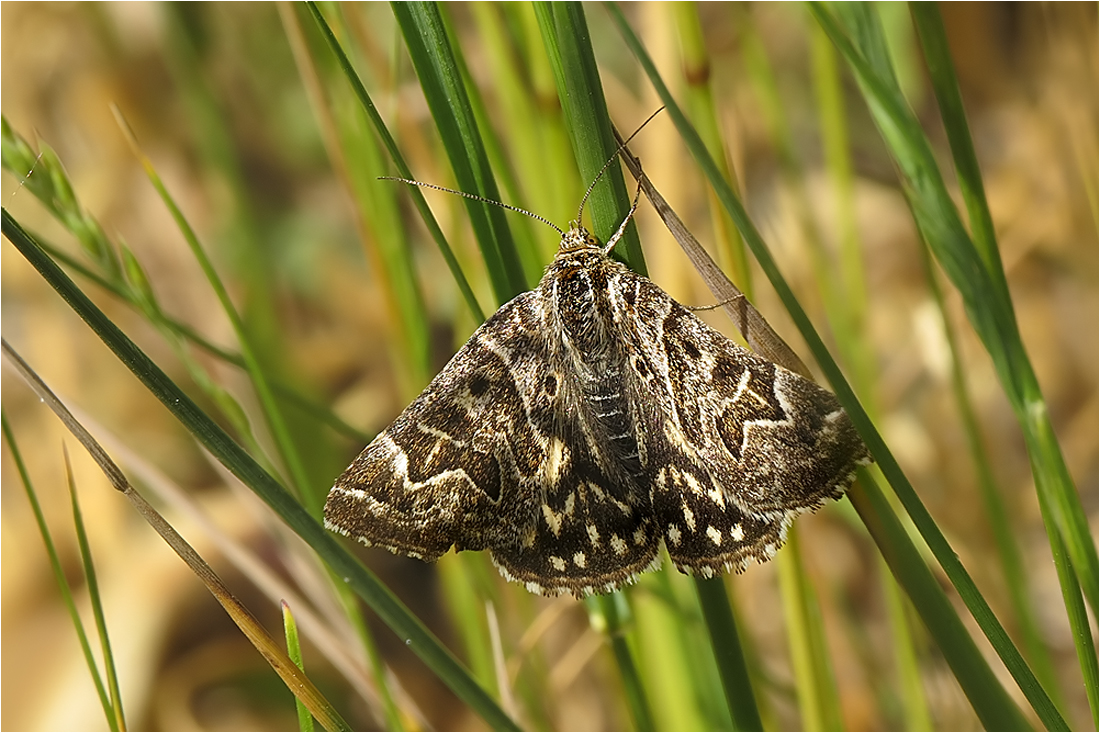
[2, 3, 1096, 730]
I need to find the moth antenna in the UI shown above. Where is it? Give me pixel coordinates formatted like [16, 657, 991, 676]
[575, 106, 665, 225]
[380, 177, 564, 235]
[602, 177, 645, 256]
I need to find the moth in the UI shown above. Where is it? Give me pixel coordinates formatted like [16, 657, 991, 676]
[325, 157, 870, 598]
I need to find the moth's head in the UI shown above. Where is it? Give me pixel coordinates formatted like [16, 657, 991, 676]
[559, 223, 602, 254]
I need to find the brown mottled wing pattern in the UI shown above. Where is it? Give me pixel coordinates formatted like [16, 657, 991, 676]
[610, 270, 870, 576]
[325, 292, 547, 560]
[325, 290, 662, 596]
[327, 220, 871, 596]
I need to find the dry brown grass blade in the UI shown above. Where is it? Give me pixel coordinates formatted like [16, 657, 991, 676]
[613, 130, 811, 380]
[1, 338, 351, 732]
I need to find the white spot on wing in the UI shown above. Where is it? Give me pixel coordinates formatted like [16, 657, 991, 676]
[611, 534, 628, 555]
[706, 526, 722, 545]
[586, 523, 600, 546]
[573, 552, 587, 568]
[682, 505, 696, 531]
[550, 556, 566, 571]
[731, 523, 745, 542]
[668, 524, 682, 546]
[542, 504, 562, 536]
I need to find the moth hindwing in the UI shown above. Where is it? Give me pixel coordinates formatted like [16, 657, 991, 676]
[324, 215, 871, 598]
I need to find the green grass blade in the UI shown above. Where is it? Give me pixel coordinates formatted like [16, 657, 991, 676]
[64, 449, 127, 732]
[392, 1, 528, 302]
[283, 601, 316, 732]
[910, 5, 1095, 721]
[819, 2, 1098, 621]
[115, 113, 320, 516]
[776, 535, 841, 731]
[849, 475, 1034, 731]
[922, 237, 1070, 716]
[2, 415, 117, 730]
[2, 209, 520, 732]
[533, 1, 644, 271]
[694, 578, 764, 731]
[281, 2, 432, 391]
[670, 2, 752, 293]
[589, 593, 655, 730]
[305, 1, 486, 323]
[607, 6, 1051, 729]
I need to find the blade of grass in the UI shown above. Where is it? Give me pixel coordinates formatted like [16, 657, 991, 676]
[304, 1, 485, 323]
[2, 210, 519, 731]
[112, 107, 321, 514]
[820, 2, 1097, 621]
[777, 534, 841, 731]
[3, 115, 373, 445]
[63, 446, 127, 732]
[921, 230, 1070, 715]
[909, 5, 1095, 721]
[670, 2, 752, 293]
[281, 2, 432, 393]
[3, 339, 351, 733]
[2, 415, 118, 731]
[442, 5, 546, 285]
[283, 601, 316, 732]
[391, 1, 528, 301]
[694, 577, 764, 731]
[588, 593, 655, 730]
[533, 1, 644, 270]
[606, 6, 1047, 729]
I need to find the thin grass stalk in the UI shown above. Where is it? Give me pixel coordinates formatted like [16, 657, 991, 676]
[508, 3, 583, 224]
[532, 1, 644, 269]
[671, 2, 752, 293]
[632, 576, 716, 729]
[281, 2, 432, 392]
[777, 534, 841, 730]
[809, 21, 874, 411]
[921, 235, 1069, 715]
[607, 6, 1043, 729]
[2, 415, 118, 730]
[3, 340, 352, 732]
[305, 1, 486, 323]
[808, 20, 929, 728]
[2, 211, 519, 731]
[694, 577, 764, 730]
[392, 1, 527, 302]
[113, 111, 321, 518]
[848, 475, 1034, 731]
[64, 450, 127, 732]
[1037, 493, 1100, 727]
[437, 554, 500, 700]
[283, 601, 316, 732]
[909, 7, 1097, 716]
[161, 4, 285, 377]
[469, 3, 574, 262]
[820, 2, 1097, 620]
[442, 5, 545, 285]
[590, 594, 655, 730]
[877, 556, 932, 731]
